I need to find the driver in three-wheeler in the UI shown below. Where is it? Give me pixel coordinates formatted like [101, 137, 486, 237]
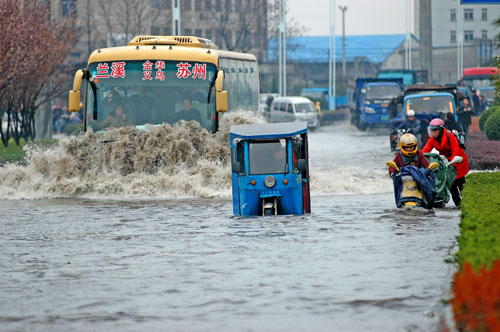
[229, 122, 311, 216]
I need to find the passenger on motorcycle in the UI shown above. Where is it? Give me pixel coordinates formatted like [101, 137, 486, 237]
[388, 133, 429, 176]
[395, 110, 422, 146]
[421, 118, 469, 206]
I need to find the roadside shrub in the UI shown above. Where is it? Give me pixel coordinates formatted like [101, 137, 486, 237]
[466, 132, 500, 169]
[451, 172, 500, 331]
[451, 261, 500, 332]
[479, 106, 496, 131]
[456, 172, 500, 268]
[485, 108, 500, 140]
[63, 123, 83, 136]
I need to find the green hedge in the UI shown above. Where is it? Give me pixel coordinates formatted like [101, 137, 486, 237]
[0, 138, 58, 165]
[456, 172, 500, 269]
[485, 108, 500, 140]
[479, 106, 496, 131]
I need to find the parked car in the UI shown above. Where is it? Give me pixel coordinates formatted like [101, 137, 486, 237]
[269, 96, 320, 130]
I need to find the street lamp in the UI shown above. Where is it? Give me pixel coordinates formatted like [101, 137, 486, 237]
[329, 0, 336, 111]
[172, 0, 181, 35]
[339, 5, 347, 78]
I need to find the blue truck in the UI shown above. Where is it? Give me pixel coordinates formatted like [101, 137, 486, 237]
[349, 78, 404, 131]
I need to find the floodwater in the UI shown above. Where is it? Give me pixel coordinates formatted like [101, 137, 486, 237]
[0, 115, 460, 332]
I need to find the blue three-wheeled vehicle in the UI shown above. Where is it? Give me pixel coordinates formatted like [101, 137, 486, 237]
[230, 122, 311, 216]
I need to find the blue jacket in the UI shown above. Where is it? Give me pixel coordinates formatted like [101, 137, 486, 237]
[392, 166, 436, 208]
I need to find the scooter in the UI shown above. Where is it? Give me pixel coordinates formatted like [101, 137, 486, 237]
[422, 153, 463, 208]
[386, 161, 439, 208]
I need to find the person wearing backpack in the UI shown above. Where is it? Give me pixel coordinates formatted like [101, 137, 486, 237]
[422, 118, 469, 207]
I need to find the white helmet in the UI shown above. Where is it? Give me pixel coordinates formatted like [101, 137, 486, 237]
[407, 109, 415, 117]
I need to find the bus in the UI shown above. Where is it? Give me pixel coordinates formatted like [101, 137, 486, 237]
[68, 35, 259, 133]
[461, 67, 498, 88]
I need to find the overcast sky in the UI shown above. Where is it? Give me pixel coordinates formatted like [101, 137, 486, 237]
[287, 0, 410, 36]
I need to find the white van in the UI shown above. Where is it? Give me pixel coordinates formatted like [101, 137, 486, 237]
[269, 96, 320, 130]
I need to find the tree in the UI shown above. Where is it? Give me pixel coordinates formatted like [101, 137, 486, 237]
[88, 0, 161, 48]
[203, 0, 267, 55]
[0, 0, 77, 145]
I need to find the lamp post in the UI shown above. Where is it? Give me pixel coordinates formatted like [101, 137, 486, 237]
[279, 0, 287, 96]
[172, 0, 181, 35]
[329, 0, 336, 111]
[339, 5, 347, 78]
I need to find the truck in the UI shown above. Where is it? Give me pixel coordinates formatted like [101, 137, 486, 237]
[349, 78, 404, 131]
[377, 69, 428, 87]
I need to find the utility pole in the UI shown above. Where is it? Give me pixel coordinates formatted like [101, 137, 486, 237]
[457, 0, 463, 83]
[172, 0, 181, 35]
[339, 5, 347, 78]
[405, 0, 411, 70]
[87, 0, 91, 58]
[419, 0, 432, 82]
[329, 0, 336, 111]
[279, 0, 287, 96]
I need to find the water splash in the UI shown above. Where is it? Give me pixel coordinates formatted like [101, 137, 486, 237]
[311, 167, 393, 196]
[0, 112, 391, 200]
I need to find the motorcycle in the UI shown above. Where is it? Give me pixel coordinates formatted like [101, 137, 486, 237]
[386, 161, 439, 208]
[451, 129, 466, 149]
[389, 128, 406, 152]
[423, 153, 463, 208]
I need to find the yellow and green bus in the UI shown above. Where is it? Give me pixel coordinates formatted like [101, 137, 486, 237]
[69, 35, 259, 133]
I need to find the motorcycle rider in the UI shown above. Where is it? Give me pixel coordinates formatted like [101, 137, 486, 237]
[395, 109, 422, 146]
[421, 118, 469, 206]
[388, 133, 429, 176]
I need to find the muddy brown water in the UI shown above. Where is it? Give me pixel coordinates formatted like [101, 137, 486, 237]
[0, 115, 459, 331]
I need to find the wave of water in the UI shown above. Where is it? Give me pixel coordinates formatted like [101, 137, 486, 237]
[0, 112, 391, 200]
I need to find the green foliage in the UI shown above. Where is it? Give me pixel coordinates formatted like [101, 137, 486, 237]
[0, 138, 58, 165]
[456, 172, 500, 269]
[479, 106, 496, 131]
[63, 123, 84, 136]
[485, 108, 500, 140]
[0, 138, 26, 164]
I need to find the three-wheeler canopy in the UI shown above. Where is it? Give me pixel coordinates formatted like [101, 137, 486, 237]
[230, 122, 308, 140]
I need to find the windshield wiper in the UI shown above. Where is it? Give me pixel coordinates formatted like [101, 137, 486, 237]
[207, 71, 218, 103]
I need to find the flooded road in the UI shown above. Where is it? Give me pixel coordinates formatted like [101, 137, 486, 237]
[0, 120, 460, 331]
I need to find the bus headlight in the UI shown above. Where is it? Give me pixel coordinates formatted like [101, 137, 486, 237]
[264, 176, 276, 188]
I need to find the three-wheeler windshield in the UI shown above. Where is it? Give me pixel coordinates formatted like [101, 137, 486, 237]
[405, 95, 455, 115]
[248, 140, 287, 175]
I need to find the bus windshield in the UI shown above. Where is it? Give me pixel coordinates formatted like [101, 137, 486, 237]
[249, 140, 287, 175]
[405, 95, 454, 115]
[86, 60, 217, 132]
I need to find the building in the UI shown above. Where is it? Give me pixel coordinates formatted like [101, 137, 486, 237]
[263, 34, 414, 94]
[413, 0, 500, 82]
[415, 0, 500, 49]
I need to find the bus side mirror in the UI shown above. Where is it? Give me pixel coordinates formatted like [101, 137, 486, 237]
[298, 159, 307, 172]
[232, 161, 241, 173]
[215, 69, 227, 112]
[68, 69, 85, 112]
[69, 90, 80, 112]
[216, 91, 228, 112]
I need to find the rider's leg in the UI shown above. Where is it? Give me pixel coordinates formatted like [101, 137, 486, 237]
[451, 177, 466, 207]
